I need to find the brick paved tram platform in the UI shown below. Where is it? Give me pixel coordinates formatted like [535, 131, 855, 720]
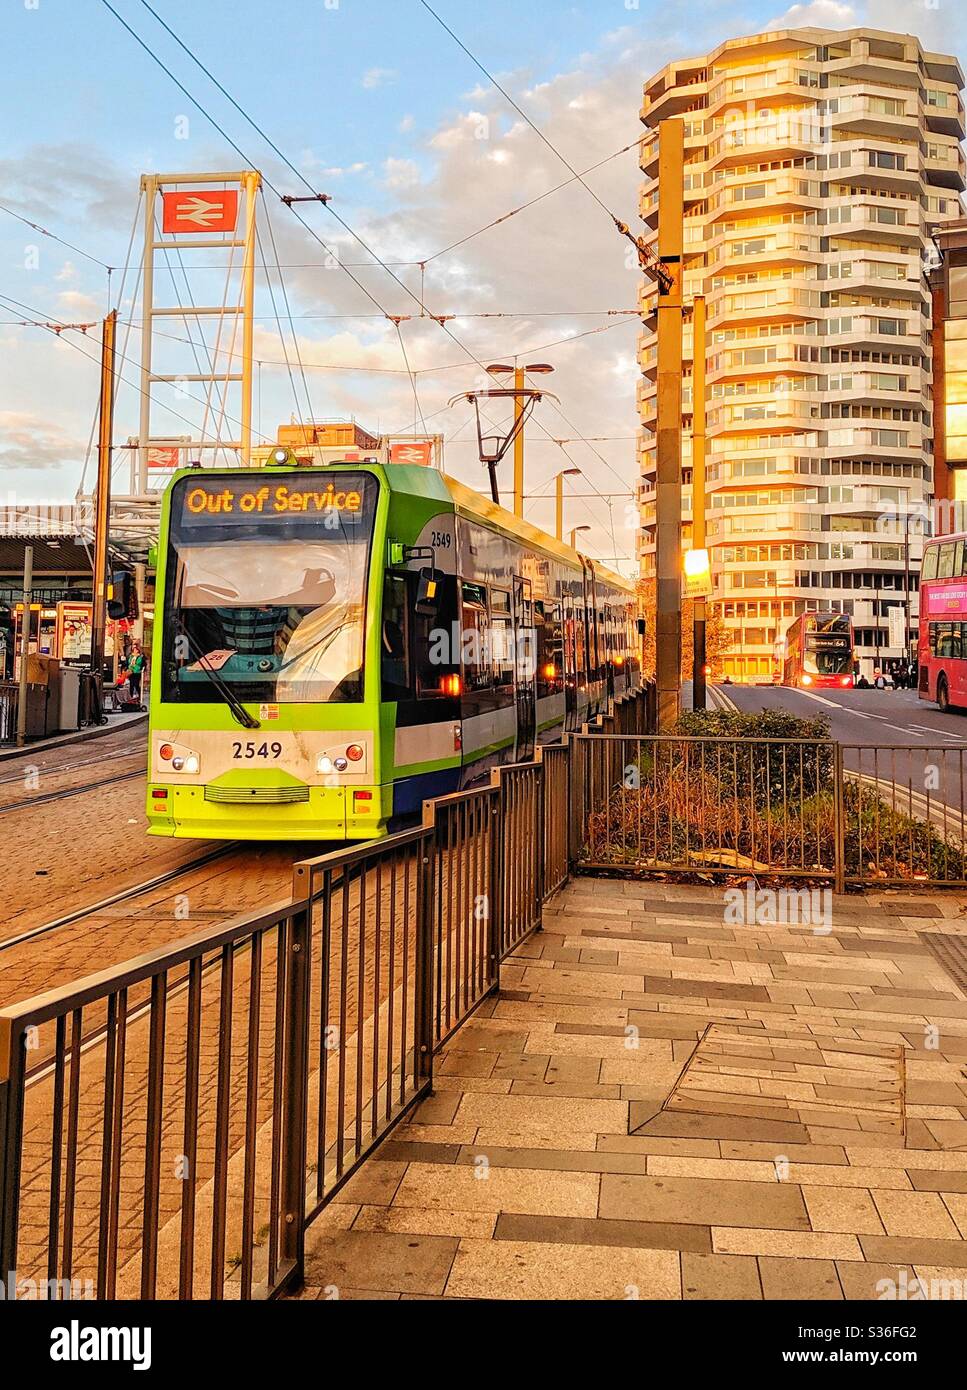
[293, 879, 967, 1300]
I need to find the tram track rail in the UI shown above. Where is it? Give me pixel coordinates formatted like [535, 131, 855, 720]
[0, 765, 147, 816]
[0, 843, 239, 955]
[0, 742, 146, 788]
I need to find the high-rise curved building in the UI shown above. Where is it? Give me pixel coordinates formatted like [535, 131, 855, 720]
[638, 27, 965, 681]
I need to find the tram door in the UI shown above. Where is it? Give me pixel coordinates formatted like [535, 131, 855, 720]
[513, 576, 536, 759]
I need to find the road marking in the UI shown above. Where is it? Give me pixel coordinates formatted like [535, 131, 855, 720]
[850, 771, 966, 841]
[910, 724, 966, 740]
[710, 685, 738, 712]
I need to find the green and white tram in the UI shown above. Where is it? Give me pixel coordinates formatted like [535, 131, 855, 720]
[146, 455, 640, 840]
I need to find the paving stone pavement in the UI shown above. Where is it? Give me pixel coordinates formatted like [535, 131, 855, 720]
[294, 879, 967, 1300]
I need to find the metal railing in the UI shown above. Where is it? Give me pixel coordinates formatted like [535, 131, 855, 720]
[843, 745, 967, 887]
[0, 737, 591, 1301]
[573, 732, 842, 884]
[572, 732, 967, 892]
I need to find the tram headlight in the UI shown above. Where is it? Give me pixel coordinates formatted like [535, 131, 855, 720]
[334, 757, 348, 772]
[317, 754, 334, 774]
[171, 756, 185, 771]
[184, 754, 200, 774]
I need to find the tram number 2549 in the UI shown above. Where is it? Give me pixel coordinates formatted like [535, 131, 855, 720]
[232, 740, 284, 760]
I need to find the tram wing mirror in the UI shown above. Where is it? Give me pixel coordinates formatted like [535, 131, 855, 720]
[415, 567, 444, 618]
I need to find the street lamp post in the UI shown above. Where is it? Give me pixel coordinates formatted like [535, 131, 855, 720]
[555, 468, 581, 541]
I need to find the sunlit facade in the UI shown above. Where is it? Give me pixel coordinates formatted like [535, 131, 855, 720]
[638, 28, 966, 681]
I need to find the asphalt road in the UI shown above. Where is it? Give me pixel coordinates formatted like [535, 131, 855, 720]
[699, 681, 967, 825]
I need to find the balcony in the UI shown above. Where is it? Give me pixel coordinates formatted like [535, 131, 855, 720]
[826, 96, 916, 140]
[643, 71, 709, 126]
[923, 88, 966, 139]
[823, 430, 924, 463]
[707, 286, 823, 330]
[707, 228, 822, 272]
[832, 200, 921, 246]
[922, 142, 967, 191]
[826, 315, 925, 353]
[826, 260, 922, 300]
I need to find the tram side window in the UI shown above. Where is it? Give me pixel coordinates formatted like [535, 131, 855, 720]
[461, 582, 493, 692]
[536, 601, 563, 698]
[415, 571, 458, 698]
[381, 573, 410, 700]
[381, 571, 459, 702]
[574, 604, 587, 684]
[491, 589, 514, 691]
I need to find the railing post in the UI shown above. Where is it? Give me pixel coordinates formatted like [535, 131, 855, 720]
[279, 902, 311, 1295]
[489, 772, 505, 970]
[568, 735, 585, 870]
[534, 757, 545, 930]
[833, 741, 845, 896]
[415, 828, 436, 1087]
[0, 1020, 25, 1297]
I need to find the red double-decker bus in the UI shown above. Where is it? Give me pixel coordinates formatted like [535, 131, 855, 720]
[918, 532, 967, 712]
[782, 611, 854, 689]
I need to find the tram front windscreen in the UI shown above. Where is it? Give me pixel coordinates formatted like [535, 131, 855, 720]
[161, 472, 378, 705]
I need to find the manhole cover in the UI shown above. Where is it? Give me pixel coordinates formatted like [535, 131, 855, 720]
[919, 932, 967, 997]
[654, 1022, 904, 1139]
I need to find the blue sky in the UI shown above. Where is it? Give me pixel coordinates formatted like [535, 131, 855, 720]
[0, 0, 963, 569]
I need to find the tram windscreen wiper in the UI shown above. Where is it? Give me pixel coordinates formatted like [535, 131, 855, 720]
[172, 616, 261, 731]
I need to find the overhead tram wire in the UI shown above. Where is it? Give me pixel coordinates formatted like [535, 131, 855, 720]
[130, 0, 642, 280]
[80, 191, 144, 496]
[255, 221, 310, 429]
[100, 0, 426, 416]
[260, 190, 315, 424]
[0, 291, 279, 455]
[417, 0, 668, 292]
[418, 0, 625, 227]
[421, 140, 644, 265]
[0, 203, 112, 271]
[109, 0, 636, 561]
[133, 313, 639, 383]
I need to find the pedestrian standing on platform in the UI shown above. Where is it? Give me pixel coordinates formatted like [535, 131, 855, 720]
[128, 641, 145, 703]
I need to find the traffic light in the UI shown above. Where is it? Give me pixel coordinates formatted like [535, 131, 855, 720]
[107, 570, 137, 620]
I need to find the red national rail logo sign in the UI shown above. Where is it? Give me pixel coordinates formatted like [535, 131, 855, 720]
[162, 189, 239, 234]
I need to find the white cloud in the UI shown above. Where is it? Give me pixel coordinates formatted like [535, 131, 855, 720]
[767, 0, 856, 24]
[382, 157, 422, 191]
[0, 410, 84, 471]
[361, 67, 396, 90]
[56, 290, 101, 318]
[399, 114, 415, 133]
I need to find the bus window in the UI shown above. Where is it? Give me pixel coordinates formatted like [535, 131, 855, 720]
[955, 541, 964, 577]
[921, 546, 938, 581]
[932, 622, 962, 659]
[937, 543, 956, 578]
